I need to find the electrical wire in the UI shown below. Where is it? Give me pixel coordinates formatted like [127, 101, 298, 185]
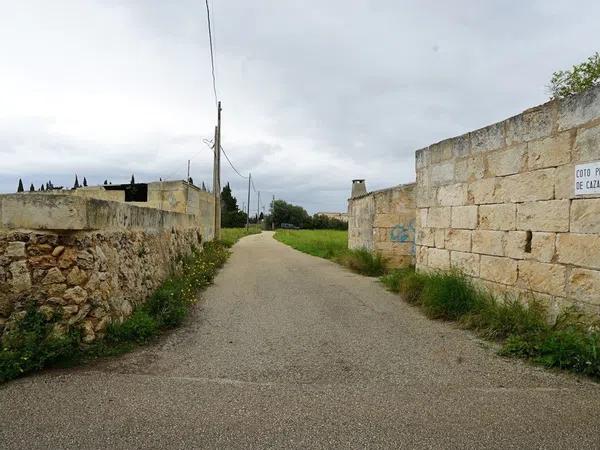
[220, 145, 249, 179]
[204, 0, 218, 108]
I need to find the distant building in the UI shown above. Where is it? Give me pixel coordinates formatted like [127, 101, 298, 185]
[315, 211, 348, 222]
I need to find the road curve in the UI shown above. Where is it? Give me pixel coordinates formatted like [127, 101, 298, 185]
[1, 231, 599, 449]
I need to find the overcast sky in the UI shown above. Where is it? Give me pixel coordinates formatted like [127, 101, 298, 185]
[1, 1, 599, 213]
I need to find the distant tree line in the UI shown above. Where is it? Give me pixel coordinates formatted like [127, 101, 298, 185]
[264, 199, 347, 230]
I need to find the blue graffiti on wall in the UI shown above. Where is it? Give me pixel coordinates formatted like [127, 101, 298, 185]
[390, 220, 416, 254]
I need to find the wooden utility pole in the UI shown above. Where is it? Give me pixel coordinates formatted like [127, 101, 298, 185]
[246, 172, 251, 230]
[213, 101, 222, 240]
[257, 191, 261, 224]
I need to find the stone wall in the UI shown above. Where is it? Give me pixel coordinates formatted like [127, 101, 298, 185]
[348, 184, 416, 267]
[415, 85, 600, 315]
[0, 193, 214, 341]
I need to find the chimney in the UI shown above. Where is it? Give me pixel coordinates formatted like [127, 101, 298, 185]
[351, 179, 367, 198]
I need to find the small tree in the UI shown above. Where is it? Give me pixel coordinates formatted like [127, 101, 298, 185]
[130, 174, 135, 184]
[103, 180, 108, 185]
[201, 181, 206, 191]
[29, 183, 35, 192]
[83, 177, 88, 187]
[549, 52, 600, 99]
[40, 184, 45, 192]
[17, 179, 24, 192]
[73, 175, 80, 189]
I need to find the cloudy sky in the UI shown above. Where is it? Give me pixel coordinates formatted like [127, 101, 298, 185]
[1, 1, 599, 213]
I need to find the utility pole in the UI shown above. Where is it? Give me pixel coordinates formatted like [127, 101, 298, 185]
[257, 191, 260, 224]
[272, 194, 275, 230]
[187, 159, 190, 180]
[213, 101, 222, 240]
[246, 172, 251, 230]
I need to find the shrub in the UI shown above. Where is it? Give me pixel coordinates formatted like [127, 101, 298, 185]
[381, 268, 427, 304]
[462, 297, 549, 340]
[0, 302, 80, 382]
[420, 271, 483, 320]
[549, 52, 600, 99]
[145, 285, 189, 328]
[337, 248, 387, 277]
[105, 310, 159, 344]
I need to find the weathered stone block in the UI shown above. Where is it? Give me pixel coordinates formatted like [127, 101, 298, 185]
[530, 232, 556, 263]
[63, 286, 88, 305]
[480, 255, 517, 285]
[571, 199, 600, 234]
[427, 207, 451, 228]
[66, 266, 88, 286]
[554, 164, 574, 200]
[557, 85, 600, 131]
[451, 205, 478, 229]
[471, 122, 504, 153]
[9, 261, 30, 293]
[445, 229, 471, 252]
[437, 183, 467, 206]
[567, 268, 600, 305]
[415, 148, 429, 170]
[434, 229, 446, 249]
[42, 267, 66, 285]
[430, 162, 455, 185]
[416, 208, 427, 229]
[517, 200, 570, 232]
[527, 132, 572, 170]
[556, 233, 600, 269]
[429, 139, 454, 164]
[500, 169, 555, 203]
[416, 227, 435, 246]
[505, 231, 528, 259]
[486, 144, 526, 177]
[479, 204, 516, 230]
[506, 104, 554, 145]
[454, 154, 485, 183]
[472, 230, 504, 256]
[517, 260, 566, 296]
[469, 178, 505, 205]
[450, 251, 480, 277]
[428, 248, 450, 270]
[5, 242, 26, 258]
[573, 124, 600, 163]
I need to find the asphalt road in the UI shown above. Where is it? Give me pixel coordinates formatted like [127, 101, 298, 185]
[1, 231, 599, 449]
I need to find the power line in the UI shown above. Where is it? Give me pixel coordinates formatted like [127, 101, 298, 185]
[220, 145, 249, 179]
[204, 0, 218, 108]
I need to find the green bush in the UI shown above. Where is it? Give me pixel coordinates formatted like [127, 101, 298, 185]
[337, 248, 387, 277]
[0, 303, 80, 382]
[463, 297, 549, 340]
[381, 268, 427, 304]
[105, 310, 159, 344]
[420, 271, 483, 320]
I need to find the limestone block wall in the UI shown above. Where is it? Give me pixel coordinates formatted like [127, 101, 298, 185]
[0, 194, 214, 341]
[415, 86, 600, 314]
[348, 184, 416, 267]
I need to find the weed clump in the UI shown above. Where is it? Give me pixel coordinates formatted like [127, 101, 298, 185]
[337, 248, 387, 277]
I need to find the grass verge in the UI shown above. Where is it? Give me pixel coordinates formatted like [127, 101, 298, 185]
[273, 229, 387, 277]
[381, 268, 600, 379]
[220, 226, 262, 247]
[0, 241, 230, 383]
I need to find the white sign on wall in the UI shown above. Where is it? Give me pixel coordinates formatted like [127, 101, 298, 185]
[574, 161, 600, 196]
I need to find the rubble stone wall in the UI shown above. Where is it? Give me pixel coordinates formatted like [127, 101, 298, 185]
[0, 194, 214, 341]
[348, 184, 416, 267]
[415, 86, 600, 315]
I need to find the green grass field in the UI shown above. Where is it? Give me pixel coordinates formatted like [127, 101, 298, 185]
[220, 226, 262, 247]
[273, 229, 387, 276]
[274, 229, 348, 260]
